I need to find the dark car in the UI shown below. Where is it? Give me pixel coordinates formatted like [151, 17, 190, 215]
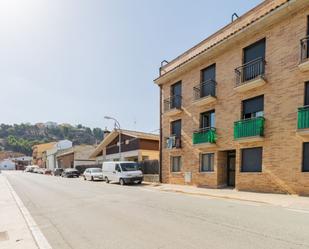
[61, 168, 80, 178]
[53, 168, 64, 176]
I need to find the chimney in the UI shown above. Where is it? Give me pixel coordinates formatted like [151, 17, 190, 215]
[103, 127, 110, 139]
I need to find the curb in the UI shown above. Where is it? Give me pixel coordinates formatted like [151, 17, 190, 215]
[4, 176, 53, 249]
[158, 188, 269, 204]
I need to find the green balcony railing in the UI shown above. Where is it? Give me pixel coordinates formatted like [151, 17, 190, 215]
[298, 106, 309, 129]
[234, 117, 265, 139]
[193, 128, 217, 145]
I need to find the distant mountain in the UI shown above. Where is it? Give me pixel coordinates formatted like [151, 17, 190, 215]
[0, 123, 105, 156]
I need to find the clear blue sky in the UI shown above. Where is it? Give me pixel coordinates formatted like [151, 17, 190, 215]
[0, 0, 262, 132]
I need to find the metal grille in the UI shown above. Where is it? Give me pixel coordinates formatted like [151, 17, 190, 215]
[193, 80, 216, 101]
[164, 95, 182, 112]
[235, 57, 266, 86]
[298, 106, 309, 129]
[301, 36, 309, 63]
[234, 117, 265, 139]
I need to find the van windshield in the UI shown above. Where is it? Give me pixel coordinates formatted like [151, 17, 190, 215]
[120, 163, 139, 172]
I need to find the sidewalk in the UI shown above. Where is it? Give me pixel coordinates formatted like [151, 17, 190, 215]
[0, 174, 38, 249]
[145, 182, 309, 211]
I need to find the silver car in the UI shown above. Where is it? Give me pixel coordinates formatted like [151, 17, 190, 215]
[83, 168, 103, 181]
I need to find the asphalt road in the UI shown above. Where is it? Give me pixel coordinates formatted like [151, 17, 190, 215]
[5, 172, 309, 249]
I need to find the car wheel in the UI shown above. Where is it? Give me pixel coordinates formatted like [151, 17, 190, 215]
[105, 177, 109, 183]
[119, 178, 125, 186]
[84, 176, 86, 180]
[137, 181, 142, 184]
[91, 176, 94, 181]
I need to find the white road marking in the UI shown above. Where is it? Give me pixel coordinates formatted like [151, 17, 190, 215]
[287, 208, 309, 214]
[4, 177, 53, 249]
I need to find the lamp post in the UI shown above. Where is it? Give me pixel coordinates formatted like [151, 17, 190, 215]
[104, 116, 121, 161]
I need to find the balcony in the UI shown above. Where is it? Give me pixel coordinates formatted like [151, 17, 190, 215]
[234, 57, 266, 92]
[192, 127, 217, 149]
[299, 36, 309, 72]
[234, 117, 265, 142]
[192, 80, 217, 107]
[297, 106, 309, 139]
[165, 136, 181, 149]
[164, 95, 182, 116]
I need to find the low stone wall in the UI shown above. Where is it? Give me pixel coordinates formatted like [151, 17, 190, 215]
[143, 174, 159, 183]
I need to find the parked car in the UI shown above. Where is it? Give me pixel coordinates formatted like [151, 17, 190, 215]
[24, 165, 39, 173]
[33, 168, 45, 174]
[83, 168, 103, 181]
[61, 168, 80, 178]
[102, 161, 143, 185]
[53, 168, 64, 176]
[44, 169, 52, 175]
[35, 168, 45, 175]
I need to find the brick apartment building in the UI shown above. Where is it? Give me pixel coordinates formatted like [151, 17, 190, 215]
[154, 0, 309, 195]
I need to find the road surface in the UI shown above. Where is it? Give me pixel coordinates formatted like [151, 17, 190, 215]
[5, 172, 309, 249]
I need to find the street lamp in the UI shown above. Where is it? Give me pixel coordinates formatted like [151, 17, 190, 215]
[104, 116, 122, 161]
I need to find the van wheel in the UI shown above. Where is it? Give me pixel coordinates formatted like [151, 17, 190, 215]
[91, 176, 94, 181]
[105, 177, 109, 183]
[84, 176, 86, 180]
[119, 178, 125, 186]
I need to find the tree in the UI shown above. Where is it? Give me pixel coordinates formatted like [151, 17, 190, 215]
[93, 128, 103, 141]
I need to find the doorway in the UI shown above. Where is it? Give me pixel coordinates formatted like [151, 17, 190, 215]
[227, 151, 236, 187]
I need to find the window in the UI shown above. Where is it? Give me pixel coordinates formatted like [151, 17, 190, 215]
[303, 143, 309, 172]
[243, 39, 266, 81]
[171, 81, 182, 109]
[305, 82, 309, 106]
[242, 95, 264, 119]
[200, 64, 216, 98]
[115, 164, 121, 172]
[241, 147, 263, 172]
[171, 119, 181, 138]
[244, 38, 266, 64]
[171, 156, 181, 172]
[201, 64, 216, 82]
[200, 153, 214, 172]
[200, 110, 215, 129]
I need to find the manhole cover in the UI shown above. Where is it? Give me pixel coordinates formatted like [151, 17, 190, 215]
[0, 231, 9, 241]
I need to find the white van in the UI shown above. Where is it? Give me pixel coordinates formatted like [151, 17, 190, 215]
[102, 161, 143, 185]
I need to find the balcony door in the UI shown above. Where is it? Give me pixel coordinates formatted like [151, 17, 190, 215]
[171, 81, 182, 109]
[200, 110, 215, 129]
[243, 39, 265, 81]
[171, 119, 181, 138]
[305, 82, 309, 106]
[201, 64, 216, 97]
[307, 16, 309, 58]
[242, 95, 264, 119]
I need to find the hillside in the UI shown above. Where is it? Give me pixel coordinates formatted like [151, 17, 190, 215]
[0, 123, 104, 156]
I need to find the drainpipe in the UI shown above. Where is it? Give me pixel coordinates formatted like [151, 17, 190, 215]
[159, 85, 163, 183]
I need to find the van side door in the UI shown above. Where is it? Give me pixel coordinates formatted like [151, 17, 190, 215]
[114, 164, 122, 182]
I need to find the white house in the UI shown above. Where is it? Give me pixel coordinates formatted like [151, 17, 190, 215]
[46, 140, 73, 170]
[0, 159, 16, 170]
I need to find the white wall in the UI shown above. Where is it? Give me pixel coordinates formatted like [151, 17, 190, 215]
[46, 140, 73, 170]
[0, 159, 15, 170]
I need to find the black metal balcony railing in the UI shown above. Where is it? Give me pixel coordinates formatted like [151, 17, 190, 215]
[193, 80, 216, 101]
[164, 95, 182, 112]
[165, 135, 181, 149]
[235, 57, 266, 86]
[300, 36, 309, 63]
